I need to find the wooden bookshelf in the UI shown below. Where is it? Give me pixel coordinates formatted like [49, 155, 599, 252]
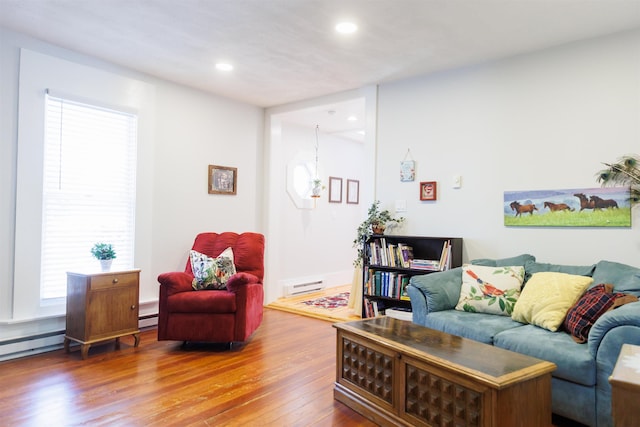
[362, 235, 463, 318]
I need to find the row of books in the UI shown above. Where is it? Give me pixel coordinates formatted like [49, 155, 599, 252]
[367, 238, 454, 271]
[363, 297, 412, 320]
[364, 268, 411, 300]
[367, 238, 414, 268]
[408, 240, 453, 271]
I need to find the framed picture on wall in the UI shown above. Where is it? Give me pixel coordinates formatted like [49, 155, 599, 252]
[420, 181, 437, 201]
[347, 179, 359, 204]
[329, 177, 343, 203]
[400, 160, 415, 182]
[208, 165, 237, 195]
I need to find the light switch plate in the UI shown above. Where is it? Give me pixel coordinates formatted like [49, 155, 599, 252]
[396, 199, 407, 213]
[453, 175, 462, 189]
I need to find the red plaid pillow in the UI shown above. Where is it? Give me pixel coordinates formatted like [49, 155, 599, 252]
[563, 284, 635, 343]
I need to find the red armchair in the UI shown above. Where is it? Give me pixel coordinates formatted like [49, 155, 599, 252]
[157, 232, 265, 344]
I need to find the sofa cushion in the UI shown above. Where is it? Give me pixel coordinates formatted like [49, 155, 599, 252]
[563, 283, 638, 343]
[512, 272, 593, 331]
[470, 253, 536, 268]
[423, 310, 524, 344]
[409, 267, 463, 313]
[494, 325, 596, 387]
[190, 247, 236, 290]
[591, 260, 640, 297]
[455, 264, 524, 316]
[523, 260, 595, 283]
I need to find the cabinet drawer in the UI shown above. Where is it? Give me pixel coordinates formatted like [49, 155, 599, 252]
[90, 272, 138, 290]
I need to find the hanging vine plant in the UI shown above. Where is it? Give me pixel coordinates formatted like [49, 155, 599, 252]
[352, 200, 404, 267]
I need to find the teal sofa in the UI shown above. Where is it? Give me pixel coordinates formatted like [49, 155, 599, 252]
[406, 254, 640, 427]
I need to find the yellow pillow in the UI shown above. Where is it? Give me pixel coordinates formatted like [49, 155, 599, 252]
[512, 272, 593, 331]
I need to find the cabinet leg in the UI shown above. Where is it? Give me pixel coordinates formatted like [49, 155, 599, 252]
[133, 333, 140, 347]
[115, 337, 120, 349]
[80, 344, 90, 360]
[64, 338, 70, 353]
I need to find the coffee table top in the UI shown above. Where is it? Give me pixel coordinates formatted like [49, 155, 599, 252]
[334, 316, 556, 389]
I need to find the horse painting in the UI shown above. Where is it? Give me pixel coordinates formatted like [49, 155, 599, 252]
[510, 201, 538, 217]
[574, 193, 595, 211]
[590, 195, 618, 209]
[505, 187, 629, 227]
[543, 201, 574, 212]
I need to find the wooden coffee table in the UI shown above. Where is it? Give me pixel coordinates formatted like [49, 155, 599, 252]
[334, 317, 556, 427]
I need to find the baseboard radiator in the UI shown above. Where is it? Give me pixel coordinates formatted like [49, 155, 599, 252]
[285, 279, 325, 296]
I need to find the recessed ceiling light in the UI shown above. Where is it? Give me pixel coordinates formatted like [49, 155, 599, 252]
[335, 22, 357, 34]
[215, 63, 233, 72]
[347, 115, 358, 121]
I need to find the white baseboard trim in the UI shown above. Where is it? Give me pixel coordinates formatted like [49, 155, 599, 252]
[0, 314, 159, 362]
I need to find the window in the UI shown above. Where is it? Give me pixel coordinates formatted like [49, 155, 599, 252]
[41, 93, 137, 300]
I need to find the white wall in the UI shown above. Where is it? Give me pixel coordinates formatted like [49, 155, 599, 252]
[263, 87, 377, 304]
[275, 123, 365, 293]
[2, 24, 639, 355]
[0, 27, 263, 349]
[376, 29, 640, 267]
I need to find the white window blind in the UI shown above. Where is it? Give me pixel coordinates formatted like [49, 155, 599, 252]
[41, 93, 138, 300]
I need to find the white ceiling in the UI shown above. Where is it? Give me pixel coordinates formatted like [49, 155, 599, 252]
[2, 0, 640, 108]
[1, 0, 639, 140]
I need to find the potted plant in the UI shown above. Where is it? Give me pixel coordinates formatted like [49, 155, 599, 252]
[311, 178, 323, 198]
[597, 154, 640, 204]
[91, 242, 116, 272]
[352, 200, 404, 267]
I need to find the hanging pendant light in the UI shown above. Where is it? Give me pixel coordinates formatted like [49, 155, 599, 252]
[311, 124, 322, 198]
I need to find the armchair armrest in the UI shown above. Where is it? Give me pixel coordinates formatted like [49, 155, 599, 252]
[226, 272, 261, 293]
[227, 273, 264, 341]
[158, 271, 193, 297]
[588, 301, 640, 359]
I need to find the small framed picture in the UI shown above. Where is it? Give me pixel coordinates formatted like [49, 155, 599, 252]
[208, 165, 237, 195]
[400, 160, 415, 182]
[420, 181, 437, 201]
[329, 176, 343, 203]
[347, 179, 359, 204]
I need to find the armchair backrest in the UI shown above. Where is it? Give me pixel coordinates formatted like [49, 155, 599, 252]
[185, 232, 265, 282]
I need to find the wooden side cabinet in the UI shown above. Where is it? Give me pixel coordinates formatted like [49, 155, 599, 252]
[64, 269, 141, 359]
[609, 344, 640, 426]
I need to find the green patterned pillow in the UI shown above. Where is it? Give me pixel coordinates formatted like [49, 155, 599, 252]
[455, 264, 525, 316]
[190, 247, 236, 290]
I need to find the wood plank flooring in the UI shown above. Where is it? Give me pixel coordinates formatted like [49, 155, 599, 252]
[0, 308, 583, 427]
[0, 308, 373, 427]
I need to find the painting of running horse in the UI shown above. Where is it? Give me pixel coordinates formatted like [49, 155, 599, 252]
[504, 187, 630, 227]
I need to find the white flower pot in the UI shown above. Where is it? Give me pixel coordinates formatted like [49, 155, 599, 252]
[100, 259, 113, 272]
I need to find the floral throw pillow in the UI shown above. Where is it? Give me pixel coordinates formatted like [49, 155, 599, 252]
[455, 264, 525, 316]
[190, 247, 236, 290]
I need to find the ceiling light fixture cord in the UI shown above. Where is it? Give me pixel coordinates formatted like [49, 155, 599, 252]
[315, 124, 320, 179]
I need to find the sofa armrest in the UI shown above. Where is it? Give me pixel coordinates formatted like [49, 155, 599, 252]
[408, 267, 463, 319]
[588, 301, 640, 359]
[226, 272, 261, 293]
[158, 271, 193, 296]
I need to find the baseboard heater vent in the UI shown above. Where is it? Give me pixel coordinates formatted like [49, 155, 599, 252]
[285, 280, 325, 296]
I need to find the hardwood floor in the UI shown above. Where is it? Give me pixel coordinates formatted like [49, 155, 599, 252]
[1, 308, 583, 426]
[1, 308, 374, 427]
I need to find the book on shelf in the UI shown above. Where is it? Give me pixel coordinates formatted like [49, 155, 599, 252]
[385, 307, 413, 321]
[363, 298, 385, 318]
[397, 243, 413, 268]
[368, 238, 417, 268]
[364, 269, 411, 300]
[407, 239, 453, 271]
